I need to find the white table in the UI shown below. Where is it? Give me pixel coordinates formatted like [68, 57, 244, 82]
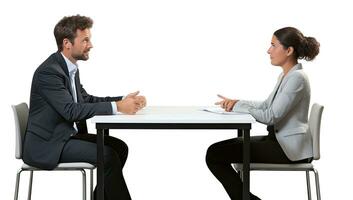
[91, 106, 256, 200]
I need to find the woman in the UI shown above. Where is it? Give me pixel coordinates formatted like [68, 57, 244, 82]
[206, 27, 320, 200]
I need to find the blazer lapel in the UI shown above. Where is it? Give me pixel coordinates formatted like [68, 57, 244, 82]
[269, 75, 284, 105]
[54, 52, 88, 134]
[73, 69, 88, 133]
[276, 63, 303, 94]
[55, 52, 70, 77]
[270, 63, 303, 105]
[75, 70, 84, 103]
[54, 52, 74, 97]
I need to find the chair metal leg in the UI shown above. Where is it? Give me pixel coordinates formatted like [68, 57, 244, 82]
[81, 169, 87, 200]
[90, 169, 94, 200]
[306, 171, 312, 200]
[313, 169, 321, 200]
[15, 167, 94, 200]
[232, 165, 321, 200]
[14, 169, 23, 200]
[27, 171, 33, 200]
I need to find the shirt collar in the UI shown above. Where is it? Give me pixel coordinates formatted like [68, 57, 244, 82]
[280, 63, 303, 78]
[290, 63, 303, 72]
[61, 52, 78, 76]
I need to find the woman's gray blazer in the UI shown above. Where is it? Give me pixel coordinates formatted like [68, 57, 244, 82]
[233, 63, 313, 161]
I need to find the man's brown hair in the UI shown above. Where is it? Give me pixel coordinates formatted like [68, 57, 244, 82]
[54, 15, 93, 51]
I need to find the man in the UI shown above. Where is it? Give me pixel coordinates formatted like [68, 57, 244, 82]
[23, 15, 145, 200]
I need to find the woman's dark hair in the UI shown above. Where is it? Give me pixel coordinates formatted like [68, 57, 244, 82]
[54, 15, 93, 51]
[274, 27, 320, 61]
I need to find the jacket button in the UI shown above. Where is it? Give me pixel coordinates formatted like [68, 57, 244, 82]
[275, 130, 279, 133]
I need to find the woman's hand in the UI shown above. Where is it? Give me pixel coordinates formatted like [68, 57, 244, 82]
[215, 94, 238, 112]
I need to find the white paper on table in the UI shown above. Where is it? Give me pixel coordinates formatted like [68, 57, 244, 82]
[201, 107, 250, 115]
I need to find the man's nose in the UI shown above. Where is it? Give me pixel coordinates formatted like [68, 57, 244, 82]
[88, 41, 93, 49]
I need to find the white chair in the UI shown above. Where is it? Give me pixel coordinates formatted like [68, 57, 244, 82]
[233, 103, 324, 200]
[12, 103, 96, 200]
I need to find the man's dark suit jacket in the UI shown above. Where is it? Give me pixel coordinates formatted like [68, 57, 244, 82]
[23, 52, 122, 170]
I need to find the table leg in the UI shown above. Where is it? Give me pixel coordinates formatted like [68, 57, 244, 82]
[242, 128, 250, 200]
[97, 128, 105, 200]
[104, 129, 109, 136]
[237, 129, 243, 137]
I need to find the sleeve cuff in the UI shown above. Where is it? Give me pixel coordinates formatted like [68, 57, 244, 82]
[111, 102, 118, 114]
[232, 100, 250, 113]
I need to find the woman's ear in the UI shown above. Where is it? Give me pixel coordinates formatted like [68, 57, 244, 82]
[287, 46, 294, 57]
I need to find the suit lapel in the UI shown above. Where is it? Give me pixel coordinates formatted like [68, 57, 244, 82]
[54, 52, 88, 134]
[55, 52, 70, 77]
[73, 69, 88, 133]
[269, 63, 303, 105]
[75, 70, 84, 103]
[269, 75, 284, 105]
[54, 52, 74, 97]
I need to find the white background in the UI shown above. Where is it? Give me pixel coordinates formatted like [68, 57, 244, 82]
[0, 0, 352, 199]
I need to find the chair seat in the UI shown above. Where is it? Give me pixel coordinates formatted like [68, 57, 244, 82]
[22, 162, 96, 170]
[233, 163, 314, 171]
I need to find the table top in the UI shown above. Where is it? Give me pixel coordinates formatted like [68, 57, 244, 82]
[91, 106, 256, 124]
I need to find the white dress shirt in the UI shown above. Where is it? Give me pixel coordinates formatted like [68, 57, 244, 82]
[61, 53, 118, 114]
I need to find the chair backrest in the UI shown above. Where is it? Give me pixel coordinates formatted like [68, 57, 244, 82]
[11, 103, 29, 159]
[308, 103, 324, 160]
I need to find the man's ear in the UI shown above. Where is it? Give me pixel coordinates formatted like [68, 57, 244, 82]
[62, 38, 72, 49]
[287, 46, 294, 57]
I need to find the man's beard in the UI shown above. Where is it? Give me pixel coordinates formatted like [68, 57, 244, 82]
[73, 51, 89, 61]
